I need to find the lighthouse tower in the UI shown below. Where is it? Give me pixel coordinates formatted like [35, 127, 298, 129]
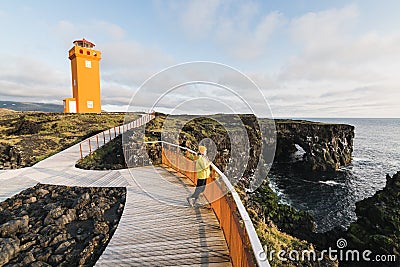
[63, 38, 102, 113]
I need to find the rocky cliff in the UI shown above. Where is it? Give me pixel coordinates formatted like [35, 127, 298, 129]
[274, 120, 354, 171]
[77, 114, 355, 175]
[145, 114, 355, 173]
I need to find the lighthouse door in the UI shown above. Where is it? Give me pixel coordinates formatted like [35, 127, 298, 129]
[69, 100, 77, 113]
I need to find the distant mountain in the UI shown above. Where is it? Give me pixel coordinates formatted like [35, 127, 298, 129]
[0, 101, 64, 112]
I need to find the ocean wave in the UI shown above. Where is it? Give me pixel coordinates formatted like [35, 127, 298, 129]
[352, 157, 371, 162]
[319, 180, 340, 186]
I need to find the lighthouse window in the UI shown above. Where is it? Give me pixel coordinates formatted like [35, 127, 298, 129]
[87, 101, 94, 109]
[85, 60, 92, 68]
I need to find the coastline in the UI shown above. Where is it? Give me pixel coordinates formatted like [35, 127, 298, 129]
[0, 112, 398, 266]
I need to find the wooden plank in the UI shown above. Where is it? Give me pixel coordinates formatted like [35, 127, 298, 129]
[97, 166, 232, 266]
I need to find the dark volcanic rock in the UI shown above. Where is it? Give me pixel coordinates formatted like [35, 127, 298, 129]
[0, 143, 22, 170]
[0, 183, 126, 266]
[343, 172, 400, 266]
[76, 114, 354, 174]
[274, 121, 354, 171]
[8, 116, 42, 135]
[0, 216, 29, 237]
[311, 172, 400, 267]
[0, 238, 20, 266]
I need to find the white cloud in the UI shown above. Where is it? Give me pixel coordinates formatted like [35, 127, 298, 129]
[267, 5, 400, 117]
[93, 20, 125, 40]
[0, 55, 69, 102]
[216, 10, 284, 60]
[99, 41, 176, 107]
[160, 1, 284, 60]
[181, 0, 221, 40]
[290, 5, 359, 50]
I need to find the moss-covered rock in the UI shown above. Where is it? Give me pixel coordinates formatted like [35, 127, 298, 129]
[342, 172, 400, 266]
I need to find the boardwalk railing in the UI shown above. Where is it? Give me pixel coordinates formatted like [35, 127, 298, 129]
[78, 112, 155, 159]
[145, 141, 270, 267]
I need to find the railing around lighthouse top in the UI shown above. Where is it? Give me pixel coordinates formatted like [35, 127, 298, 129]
[145, 141, 270, 267]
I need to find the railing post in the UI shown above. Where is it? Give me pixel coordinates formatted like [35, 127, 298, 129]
[166, 146, 169, 167]
[79, 143, 83, 159]
[193, 153, 196, 183]
[176, 148, 180, 174]
[161, 146, 164, 165]
[175, 148, 178, 172]
[142, 148, 145, 166]
[167, 144, 171, 168]
[185, 153, 188, 178]
[229, 205, 234, 264]
[88, 139, 92, 154]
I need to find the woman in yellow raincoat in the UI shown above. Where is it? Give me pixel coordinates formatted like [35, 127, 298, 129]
[187, 146, 210, 207]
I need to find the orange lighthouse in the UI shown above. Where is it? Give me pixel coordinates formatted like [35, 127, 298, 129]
[63, 38, 102, 113]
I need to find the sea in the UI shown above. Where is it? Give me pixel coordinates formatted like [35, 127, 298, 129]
[268, 118, 400, 233]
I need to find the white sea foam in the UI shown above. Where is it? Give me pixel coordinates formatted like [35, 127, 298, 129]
[319, 180, 340, 186]
[352, 157, 370, 162]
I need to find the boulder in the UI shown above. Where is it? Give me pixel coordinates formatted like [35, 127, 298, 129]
[0, 238, 20, 266]
[0, 216, 29, 237]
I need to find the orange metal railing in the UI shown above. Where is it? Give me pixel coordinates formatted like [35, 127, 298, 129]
[159, 142, 269, 267]
[77, 111, 269, 266]
[78, 112, 155, 160]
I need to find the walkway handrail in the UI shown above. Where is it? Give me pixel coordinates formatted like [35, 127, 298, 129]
[145, 140, 269, 267]
[78, 112, 155, 159]
[211, 162, 268, 267]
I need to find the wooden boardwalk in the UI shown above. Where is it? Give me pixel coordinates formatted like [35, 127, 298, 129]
[0, 124, 232, 266]
[98, 167, 231, 266]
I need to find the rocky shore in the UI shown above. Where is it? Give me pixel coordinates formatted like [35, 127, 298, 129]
[311, 171, 400, 267]
[0, 184, 126, 266]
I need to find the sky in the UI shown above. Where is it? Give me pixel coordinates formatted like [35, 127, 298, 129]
[0, 0, 399, 117]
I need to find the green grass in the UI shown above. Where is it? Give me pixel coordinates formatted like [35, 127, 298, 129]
[0, 112, 139, 168]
